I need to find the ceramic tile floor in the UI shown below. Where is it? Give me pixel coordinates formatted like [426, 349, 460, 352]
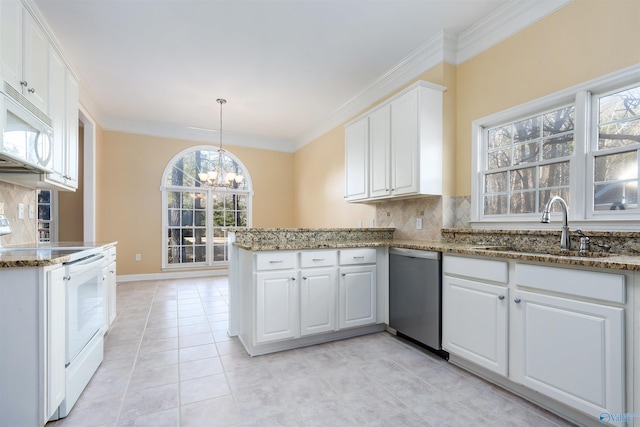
[47, 277, 576, 427]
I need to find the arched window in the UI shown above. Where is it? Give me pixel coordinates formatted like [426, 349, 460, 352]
[161, 146, 252, 269]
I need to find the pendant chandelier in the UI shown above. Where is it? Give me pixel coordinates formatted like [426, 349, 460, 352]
[197, 98, 245, 188]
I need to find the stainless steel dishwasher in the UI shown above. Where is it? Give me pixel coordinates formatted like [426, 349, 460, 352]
[389, 247, 447, 358]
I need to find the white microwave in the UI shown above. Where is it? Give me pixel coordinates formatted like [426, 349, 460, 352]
[0, 85, 54, 173]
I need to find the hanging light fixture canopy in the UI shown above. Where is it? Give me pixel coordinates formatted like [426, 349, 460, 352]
[198, 98, 245, 188]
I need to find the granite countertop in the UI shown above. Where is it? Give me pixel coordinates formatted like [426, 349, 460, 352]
[235, 238, 640, 272]
[0, 241, 117, 268]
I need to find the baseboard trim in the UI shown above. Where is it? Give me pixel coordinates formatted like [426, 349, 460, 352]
[117, 269, 228, 283]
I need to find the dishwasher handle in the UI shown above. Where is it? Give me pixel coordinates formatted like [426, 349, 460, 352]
[389, 247, 440, 260]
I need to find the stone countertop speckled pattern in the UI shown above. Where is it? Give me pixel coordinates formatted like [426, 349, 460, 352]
[235, 235, 640, 272]
[0, 241, 117, 268]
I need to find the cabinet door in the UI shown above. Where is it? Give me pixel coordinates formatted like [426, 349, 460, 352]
[339, 265, 376, 329]
[64, 72, 79, 187]
[48, 48, 66, 184]
[442, 275, 508, 376]
[256, 271, 297, 343]
[1, 0, 23, 92]
[369, 104, 391, 198]
[23, 11, 49, 113]
[390, 89, 419, 196]
[511, 290, 625, 419]
[344, 117, 369, 201]
[108, 261, 117, 326]
[300, 268, 337, 336]
[47, 266, 66, 419]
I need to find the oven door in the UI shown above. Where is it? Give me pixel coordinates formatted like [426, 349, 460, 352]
[65, 254, 105, 365]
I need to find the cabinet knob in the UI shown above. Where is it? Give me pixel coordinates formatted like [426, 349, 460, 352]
[20, 80, 28, 87]
[291, 277, 296, 281]
[514, 297, 521, 304]
[63, 275, 71, 281]
[341, 273, 346, 277]
[302, 276, 307, 280]
[28, 87, 36, 94]
[498, 295, 505, 300]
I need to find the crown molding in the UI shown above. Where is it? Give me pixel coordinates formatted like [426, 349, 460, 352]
[294, 30, 449, 151]
[294, 0, 573, 150]
[101, 116, 297, 153]
[456, 0, 573, 64]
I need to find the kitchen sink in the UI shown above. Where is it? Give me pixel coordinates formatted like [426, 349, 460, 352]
[470, 245, 611, 258]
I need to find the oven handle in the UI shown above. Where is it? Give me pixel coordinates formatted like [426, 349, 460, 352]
[64, 254, 105, 279]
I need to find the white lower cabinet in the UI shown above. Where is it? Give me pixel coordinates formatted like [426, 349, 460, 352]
[442, 275, 508, 376]
[339, 265, 376, 329]
[511, 289, 625, 418]
[300, 268, 337, 336]
[442, 254, 627, 424]
[47, 266, 66, 419]
[256, 270, 298, 343]
[239, 248, 382, 355]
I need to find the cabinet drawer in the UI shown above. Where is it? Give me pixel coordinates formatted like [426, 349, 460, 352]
[443, 255, 508, 284]
[515, 263, 625, 304]
[255, 252, 296, 271]
[339, 248, 376, 265]
[300, 250, 337, 268]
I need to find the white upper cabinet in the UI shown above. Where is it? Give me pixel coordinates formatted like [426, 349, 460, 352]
[344, 116, 369, 201]
[344, 80, 445, 202]
[1, 0, 49, 114]
[369, 104, 391, 198]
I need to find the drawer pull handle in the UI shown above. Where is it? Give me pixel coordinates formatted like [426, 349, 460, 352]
[498, 295, 505, 300]
[269, 260, 284, 264]
[312, 258, 325, 262]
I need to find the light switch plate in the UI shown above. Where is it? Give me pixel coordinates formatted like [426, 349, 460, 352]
[0, 202, 4, 215]
[416, 217, 423, 230]
[28, 204, 34, 219]
[18, 203, 24, 220]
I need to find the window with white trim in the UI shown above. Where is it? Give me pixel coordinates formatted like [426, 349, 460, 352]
[161, 146, 252, 269]
[472, 66, 640, 227]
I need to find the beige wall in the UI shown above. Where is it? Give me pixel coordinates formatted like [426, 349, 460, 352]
[95, 130, 295, 275]
[455, 0, 640, 196]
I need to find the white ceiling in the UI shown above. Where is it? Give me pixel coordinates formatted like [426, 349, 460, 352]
[31, 0, 568, 151]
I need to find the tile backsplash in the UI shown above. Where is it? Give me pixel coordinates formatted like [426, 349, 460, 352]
[0, 181, 37, 246]
[375, 195, 471, 240]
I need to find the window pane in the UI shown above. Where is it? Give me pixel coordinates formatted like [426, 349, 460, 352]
[168, 192, 181, 208]
[594, 151, 637, 182]
[540, 162, 570, 188]
[598, 120, 640, 149]
[513, 117, 540, 143]
[167, 247, 181, 264]
[543, 135, 574, 159]
[488, 127, 511, 149]
[599, 86, 640, 123]
[184, 246, 194, 262]
[484, 194, 508, 215]
[182, 193, 194, 209]
[485, 172, 507, 193]
[194, 210, 206, 226]
[488, 149, 510, 169]
[510, 191, 536, 214]
[543, 106, 574, 136]
[213, 245, 226, 262]
[594, 182, 638, 211]
[510, 167, 536, 192]
[237, 212, 248, 227]
[512, 142, 538, 165]
[182, 210, 193, 226]
[38, 204, 50, 221]
[194, 246, 206, 262]
[38, 190, 50, 203]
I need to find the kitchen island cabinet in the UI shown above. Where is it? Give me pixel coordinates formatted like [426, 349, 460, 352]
[232, 246, 387, 356]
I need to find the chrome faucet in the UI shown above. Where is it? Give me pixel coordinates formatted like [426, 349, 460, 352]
[541, 195, 570, 250]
